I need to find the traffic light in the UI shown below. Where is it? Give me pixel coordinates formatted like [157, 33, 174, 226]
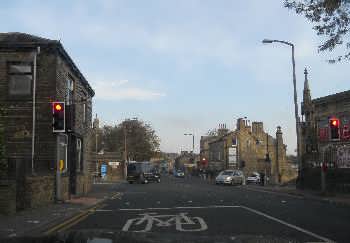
[329, 118, 340, 140]
[52, 102, 65, 132]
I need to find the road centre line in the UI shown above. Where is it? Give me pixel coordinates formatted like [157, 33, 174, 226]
[97, 205, 242, 212]
[97, 205, 243, 212]
[240, 205, 335, 243]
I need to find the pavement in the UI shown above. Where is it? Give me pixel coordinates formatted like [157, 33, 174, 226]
[0, 182, 120, 239]
[1, 176, 350, 243]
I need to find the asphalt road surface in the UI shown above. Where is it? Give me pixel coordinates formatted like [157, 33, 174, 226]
[65, 175, 350, 243]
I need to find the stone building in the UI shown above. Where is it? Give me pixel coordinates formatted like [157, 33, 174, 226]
[175, 151, 196, 172]
[301, 68, 350, 192]
[0, 33, 94, 214]
[202, 118, 297, 184]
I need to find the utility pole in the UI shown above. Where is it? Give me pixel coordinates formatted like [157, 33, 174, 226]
[124, 121, 128, 179]
[262, 39, 302, 187]
[95, 129, 98, 181]
[184, 133, 194, 153]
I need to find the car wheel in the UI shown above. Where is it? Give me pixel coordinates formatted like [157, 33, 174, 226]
[157, 178, 161, 183]
[129, 181, 133, 184]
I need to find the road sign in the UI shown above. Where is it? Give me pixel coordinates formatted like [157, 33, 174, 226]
[108, 161, 120, 168]
[101, 164, 107, 177]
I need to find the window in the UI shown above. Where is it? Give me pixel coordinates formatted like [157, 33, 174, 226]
[8, 62, 33, 95]
[66, 76, 74, 105]
[76, 138, 82, 172]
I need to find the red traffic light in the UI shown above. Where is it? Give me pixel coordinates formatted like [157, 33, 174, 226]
[52, 102, 65, 133]
[330, 118, 339, 127]
[329, 118, 340, 140]
[54, 103, 62, 111]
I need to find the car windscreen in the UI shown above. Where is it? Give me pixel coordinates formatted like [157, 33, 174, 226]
[127, 164, 142, 174]
[222, 171, 233, 176]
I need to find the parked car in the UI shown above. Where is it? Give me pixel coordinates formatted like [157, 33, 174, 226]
[127, 162, 161, 184]
[246, 172, 261, 184]
[174, 169, 185, 178]
[215, 170, 244, 185]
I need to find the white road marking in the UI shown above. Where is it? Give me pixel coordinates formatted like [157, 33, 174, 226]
[95, 209, 113, 212]
[243, 187, 303, 199]
[175, 206, 206, 209]
[122, 212, 208, 232]
[147, 207, 172, 210]
[240, 205, 335, 243]
[117, 205, 242, 211]
[210, 205, 241, 208]
[119, 208, 143, 211]
[97, 204, 335, 242]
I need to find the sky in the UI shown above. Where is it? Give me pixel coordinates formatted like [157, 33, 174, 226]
[1, 0, 349, 154]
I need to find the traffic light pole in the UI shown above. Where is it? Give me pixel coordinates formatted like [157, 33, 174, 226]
[56, 136, 62, 201]
[31, 47, 40, 175]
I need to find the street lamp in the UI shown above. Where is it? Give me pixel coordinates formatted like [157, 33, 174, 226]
[262, 38, 302, 185]
[184, 133, 194, 153]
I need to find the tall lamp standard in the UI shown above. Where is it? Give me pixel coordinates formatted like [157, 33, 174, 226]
[184, 133, 194, 153]
[262, 39, 302, 185]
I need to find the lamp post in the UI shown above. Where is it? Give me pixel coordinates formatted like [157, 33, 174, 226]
[184, 133, 194, 153]
[262, 39, 302, 185]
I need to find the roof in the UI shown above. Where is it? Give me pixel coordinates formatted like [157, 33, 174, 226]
[313, 90, 350, 105]
[0, 32, 56, 44]
[0, 32, 94, 96]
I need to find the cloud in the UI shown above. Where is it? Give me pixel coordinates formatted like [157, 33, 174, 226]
[93, 80, 166, 101]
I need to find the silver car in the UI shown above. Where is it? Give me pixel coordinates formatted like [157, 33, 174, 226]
[215, 170, 244, 185]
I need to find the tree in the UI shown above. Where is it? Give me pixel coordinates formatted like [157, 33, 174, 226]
[99, 119, 160, 161]
[284, 0, 350, 62]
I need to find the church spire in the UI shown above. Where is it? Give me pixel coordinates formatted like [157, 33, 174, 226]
[303, 67, 311, 104]
[304, 68, 309, 91]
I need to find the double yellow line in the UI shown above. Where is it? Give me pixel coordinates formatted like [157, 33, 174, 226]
[44, 192, 120, 235]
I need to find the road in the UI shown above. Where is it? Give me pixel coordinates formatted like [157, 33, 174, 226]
[63, 175, 350, 243]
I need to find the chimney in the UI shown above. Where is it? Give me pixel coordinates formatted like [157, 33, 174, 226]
[252, 122, 264, 135]
[237, 118, 246, 130]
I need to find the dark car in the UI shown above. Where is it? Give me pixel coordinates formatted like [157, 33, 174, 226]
[127, 162, 161, 184]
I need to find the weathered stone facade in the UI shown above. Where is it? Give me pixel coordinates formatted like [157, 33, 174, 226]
[0, 33, 95, 214]
[202, 118, 297, 184]
[301, 69, 350, 192]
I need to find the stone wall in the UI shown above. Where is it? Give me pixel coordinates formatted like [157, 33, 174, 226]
[0, 180, 16, 215]
[76, 174, 92, 195]
[24, 175, 55, 208]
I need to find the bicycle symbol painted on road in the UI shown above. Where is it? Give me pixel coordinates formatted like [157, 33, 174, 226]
[122, 212, 208, 232]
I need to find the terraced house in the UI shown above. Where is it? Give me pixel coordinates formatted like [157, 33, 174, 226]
[201, 118, 297, 184]
[0, 33, 95, 214]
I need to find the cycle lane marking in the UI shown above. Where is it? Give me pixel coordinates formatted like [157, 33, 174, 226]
[88, 205, 335, 242]
[121, 212, 208, 232]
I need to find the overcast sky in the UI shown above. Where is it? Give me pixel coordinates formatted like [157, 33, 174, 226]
[1, 0, 349, 154]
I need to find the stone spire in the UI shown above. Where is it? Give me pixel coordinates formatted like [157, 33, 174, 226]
[93, 113, 99, 129]
[303, 68, 312, 105]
